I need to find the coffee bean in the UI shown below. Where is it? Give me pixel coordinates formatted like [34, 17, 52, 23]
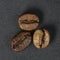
[11, 32, 32, 52]
[33, 29, 50, 48]
[18, 14, 39, 31]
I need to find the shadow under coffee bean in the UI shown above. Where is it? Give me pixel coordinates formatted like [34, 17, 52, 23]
[24, 7, 44, 26]
[41, 24, 57, 44]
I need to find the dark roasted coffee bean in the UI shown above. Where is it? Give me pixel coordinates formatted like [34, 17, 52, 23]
[33, 29, 50, 48]
[11, 32, 32, 52]
[18, 14, 39, 31]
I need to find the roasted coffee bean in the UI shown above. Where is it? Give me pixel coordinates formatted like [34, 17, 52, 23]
[33, 29, 50, 48]
[18, 14, 39, 31]
[11, 32, 32, 52]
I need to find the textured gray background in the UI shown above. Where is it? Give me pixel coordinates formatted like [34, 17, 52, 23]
[0, 0, 60, 60]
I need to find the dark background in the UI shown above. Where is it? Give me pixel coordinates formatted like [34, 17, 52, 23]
[0, 0, 60, 60]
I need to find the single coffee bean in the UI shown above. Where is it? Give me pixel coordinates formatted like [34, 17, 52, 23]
[18, 14, 39, 31]
[33, 29, 50, 48]
[11, 32, 32, 52]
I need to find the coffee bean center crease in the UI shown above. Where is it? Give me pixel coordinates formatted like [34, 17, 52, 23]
[21, 20, 39, 24]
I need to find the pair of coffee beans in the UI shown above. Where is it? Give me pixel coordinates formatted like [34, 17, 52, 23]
[11, 13, 50, 52]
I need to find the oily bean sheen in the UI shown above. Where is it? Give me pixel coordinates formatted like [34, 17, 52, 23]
[18, 14, 39, 31]
[11, 32, 32, 52]
[33, 29, 50, 48]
